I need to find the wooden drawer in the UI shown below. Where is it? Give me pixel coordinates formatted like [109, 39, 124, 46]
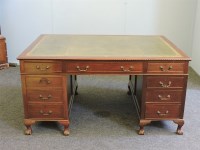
[145, 90, 183, 103]
[146, 76, 185, 88]
[147, 62, 185, 74]
[66, 61, 143, 74]
[22, 61, 62, 74]
[26, 89, 63, 102]
[145, 104, 181, 119]
[27, 103, 65, 119]
[25, 76, 63, 88]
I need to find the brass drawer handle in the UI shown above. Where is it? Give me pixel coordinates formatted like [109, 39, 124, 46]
[76, 66, 89, 72]
[39, 94, 52, 100]
[159, 81, 171, 88]
[158, 95, 171, 101]
[40, 110, 53, 116]
[39, 78, 51, 84]
[157, 110, 169, 116]
[120, 66, 133, 72]
[168, 66, 173, 70]
[36, 65, 50, 71]
[160, 66, 173, 72]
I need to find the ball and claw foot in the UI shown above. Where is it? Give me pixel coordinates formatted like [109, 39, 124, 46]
[138, 120, 151, 135]
[176, 128, 183, 135]
[138, 128, 145, 135]
[63, 129, 70, 136]
[173, 120, 184, 135]
[25, 128, 32, 135]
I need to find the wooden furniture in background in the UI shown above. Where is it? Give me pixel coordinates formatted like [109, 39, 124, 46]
[17, 35, 190, 135]
[0, 35, 9, 70]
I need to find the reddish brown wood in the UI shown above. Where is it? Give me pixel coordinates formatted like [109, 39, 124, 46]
[26, 89, 63, 102]
[58, 120, 70, 136]
[173, 119, 184, 135]
[145, 104, 181, 119]
[17, 35, 190, 135]
[66, 61, 143, 74]
[138, 120, 152, 135]
[27, 103, 64, 119]
[23, 61, 62, 74]
[147, 61, 185, 74]
[24, 119, 36, 135]
[20, 73, 71, 135]
[146, 76, 186, 88]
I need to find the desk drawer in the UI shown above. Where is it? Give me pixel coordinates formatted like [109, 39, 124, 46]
[147, 62, 185, 74]
[25, 76, 63, 88]
[26, 89, 64, 102]
[145, 104, 181, 119]
[27, 103, 65, 119]
[145, 90, 183, 103]
[22, 61, 62, 74]
[66, 61, 143, 74]
[146, 76, 185, 88]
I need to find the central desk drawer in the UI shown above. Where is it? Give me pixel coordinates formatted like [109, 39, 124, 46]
[66, 61, 143, 74]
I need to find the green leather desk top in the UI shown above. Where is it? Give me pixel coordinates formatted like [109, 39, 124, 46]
[18, 35, 190, 60]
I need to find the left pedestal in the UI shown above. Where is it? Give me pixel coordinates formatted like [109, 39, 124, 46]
[19, 60, 74, 136]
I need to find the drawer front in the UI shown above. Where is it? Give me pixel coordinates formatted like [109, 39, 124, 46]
[66, 61, 143, 74]
[145, 104, 181, 119]
[23, 61, 62, 74]
[145, 90, 183, 103]
[147, 62, 185, 74]
[27, 104, 65, 119]
[26, 90, 63, 102]
[146, 76, 185, 88]
[25, 76, 63, 88]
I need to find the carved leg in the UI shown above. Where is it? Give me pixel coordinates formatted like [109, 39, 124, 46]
[138, 120, 151, 135]
[58, 120, 70, 136]
[24, 119, 36, 135]
[173, 119, 184, 135]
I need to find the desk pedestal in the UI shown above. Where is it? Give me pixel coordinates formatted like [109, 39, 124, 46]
[129, 75, 187, 135]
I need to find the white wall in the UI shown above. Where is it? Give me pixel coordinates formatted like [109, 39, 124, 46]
[191, 0, 200, 75]
[0, 0, 197, 64]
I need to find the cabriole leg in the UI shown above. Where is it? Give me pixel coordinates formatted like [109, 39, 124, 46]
[173, 119, 184, 135]
[24, 119, 36, 135]
[58, 120, 70, 136]
[138, 120, 151, 135]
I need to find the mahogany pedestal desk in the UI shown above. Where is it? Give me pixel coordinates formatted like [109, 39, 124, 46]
[17, 35, 190, 135]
